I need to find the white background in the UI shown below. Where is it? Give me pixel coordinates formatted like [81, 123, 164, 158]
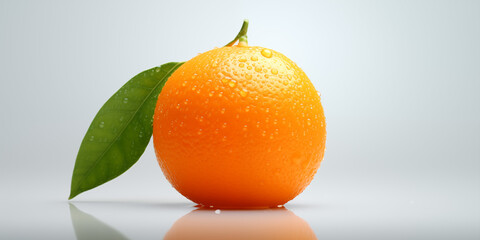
[1, 0, 479, 239]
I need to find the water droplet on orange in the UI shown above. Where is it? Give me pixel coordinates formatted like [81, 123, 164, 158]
[261, 49, 272, 58]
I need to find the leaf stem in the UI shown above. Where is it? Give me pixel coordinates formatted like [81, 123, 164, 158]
[225, 19, 249, 47]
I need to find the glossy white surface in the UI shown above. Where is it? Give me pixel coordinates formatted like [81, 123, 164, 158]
[1, 186, 478, 240]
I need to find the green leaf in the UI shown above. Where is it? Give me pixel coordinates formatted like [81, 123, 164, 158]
[69, 62, 184, 199]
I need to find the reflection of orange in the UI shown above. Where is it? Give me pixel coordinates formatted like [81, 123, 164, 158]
[164, 208, 317, 240]
[153, 45, 326, 208]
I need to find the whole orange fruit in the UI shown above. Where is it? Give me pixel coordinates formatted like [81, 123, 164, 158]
[153, 44, 326, 208]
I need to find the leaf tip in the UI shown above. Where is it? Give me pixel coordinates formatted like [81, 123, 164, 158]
[69, 190, 79, 200]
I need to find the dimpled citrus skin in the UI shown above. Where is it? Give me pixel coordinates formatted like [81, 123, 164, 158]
[153, 46, 326, 208]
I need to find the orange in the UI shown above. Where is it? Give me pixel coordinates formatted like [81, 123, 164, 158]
[153, 41, 326, 208]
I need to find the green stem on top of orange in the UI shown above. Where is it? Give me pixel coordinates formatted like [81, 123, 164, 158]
[225, 19, 249, 47]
